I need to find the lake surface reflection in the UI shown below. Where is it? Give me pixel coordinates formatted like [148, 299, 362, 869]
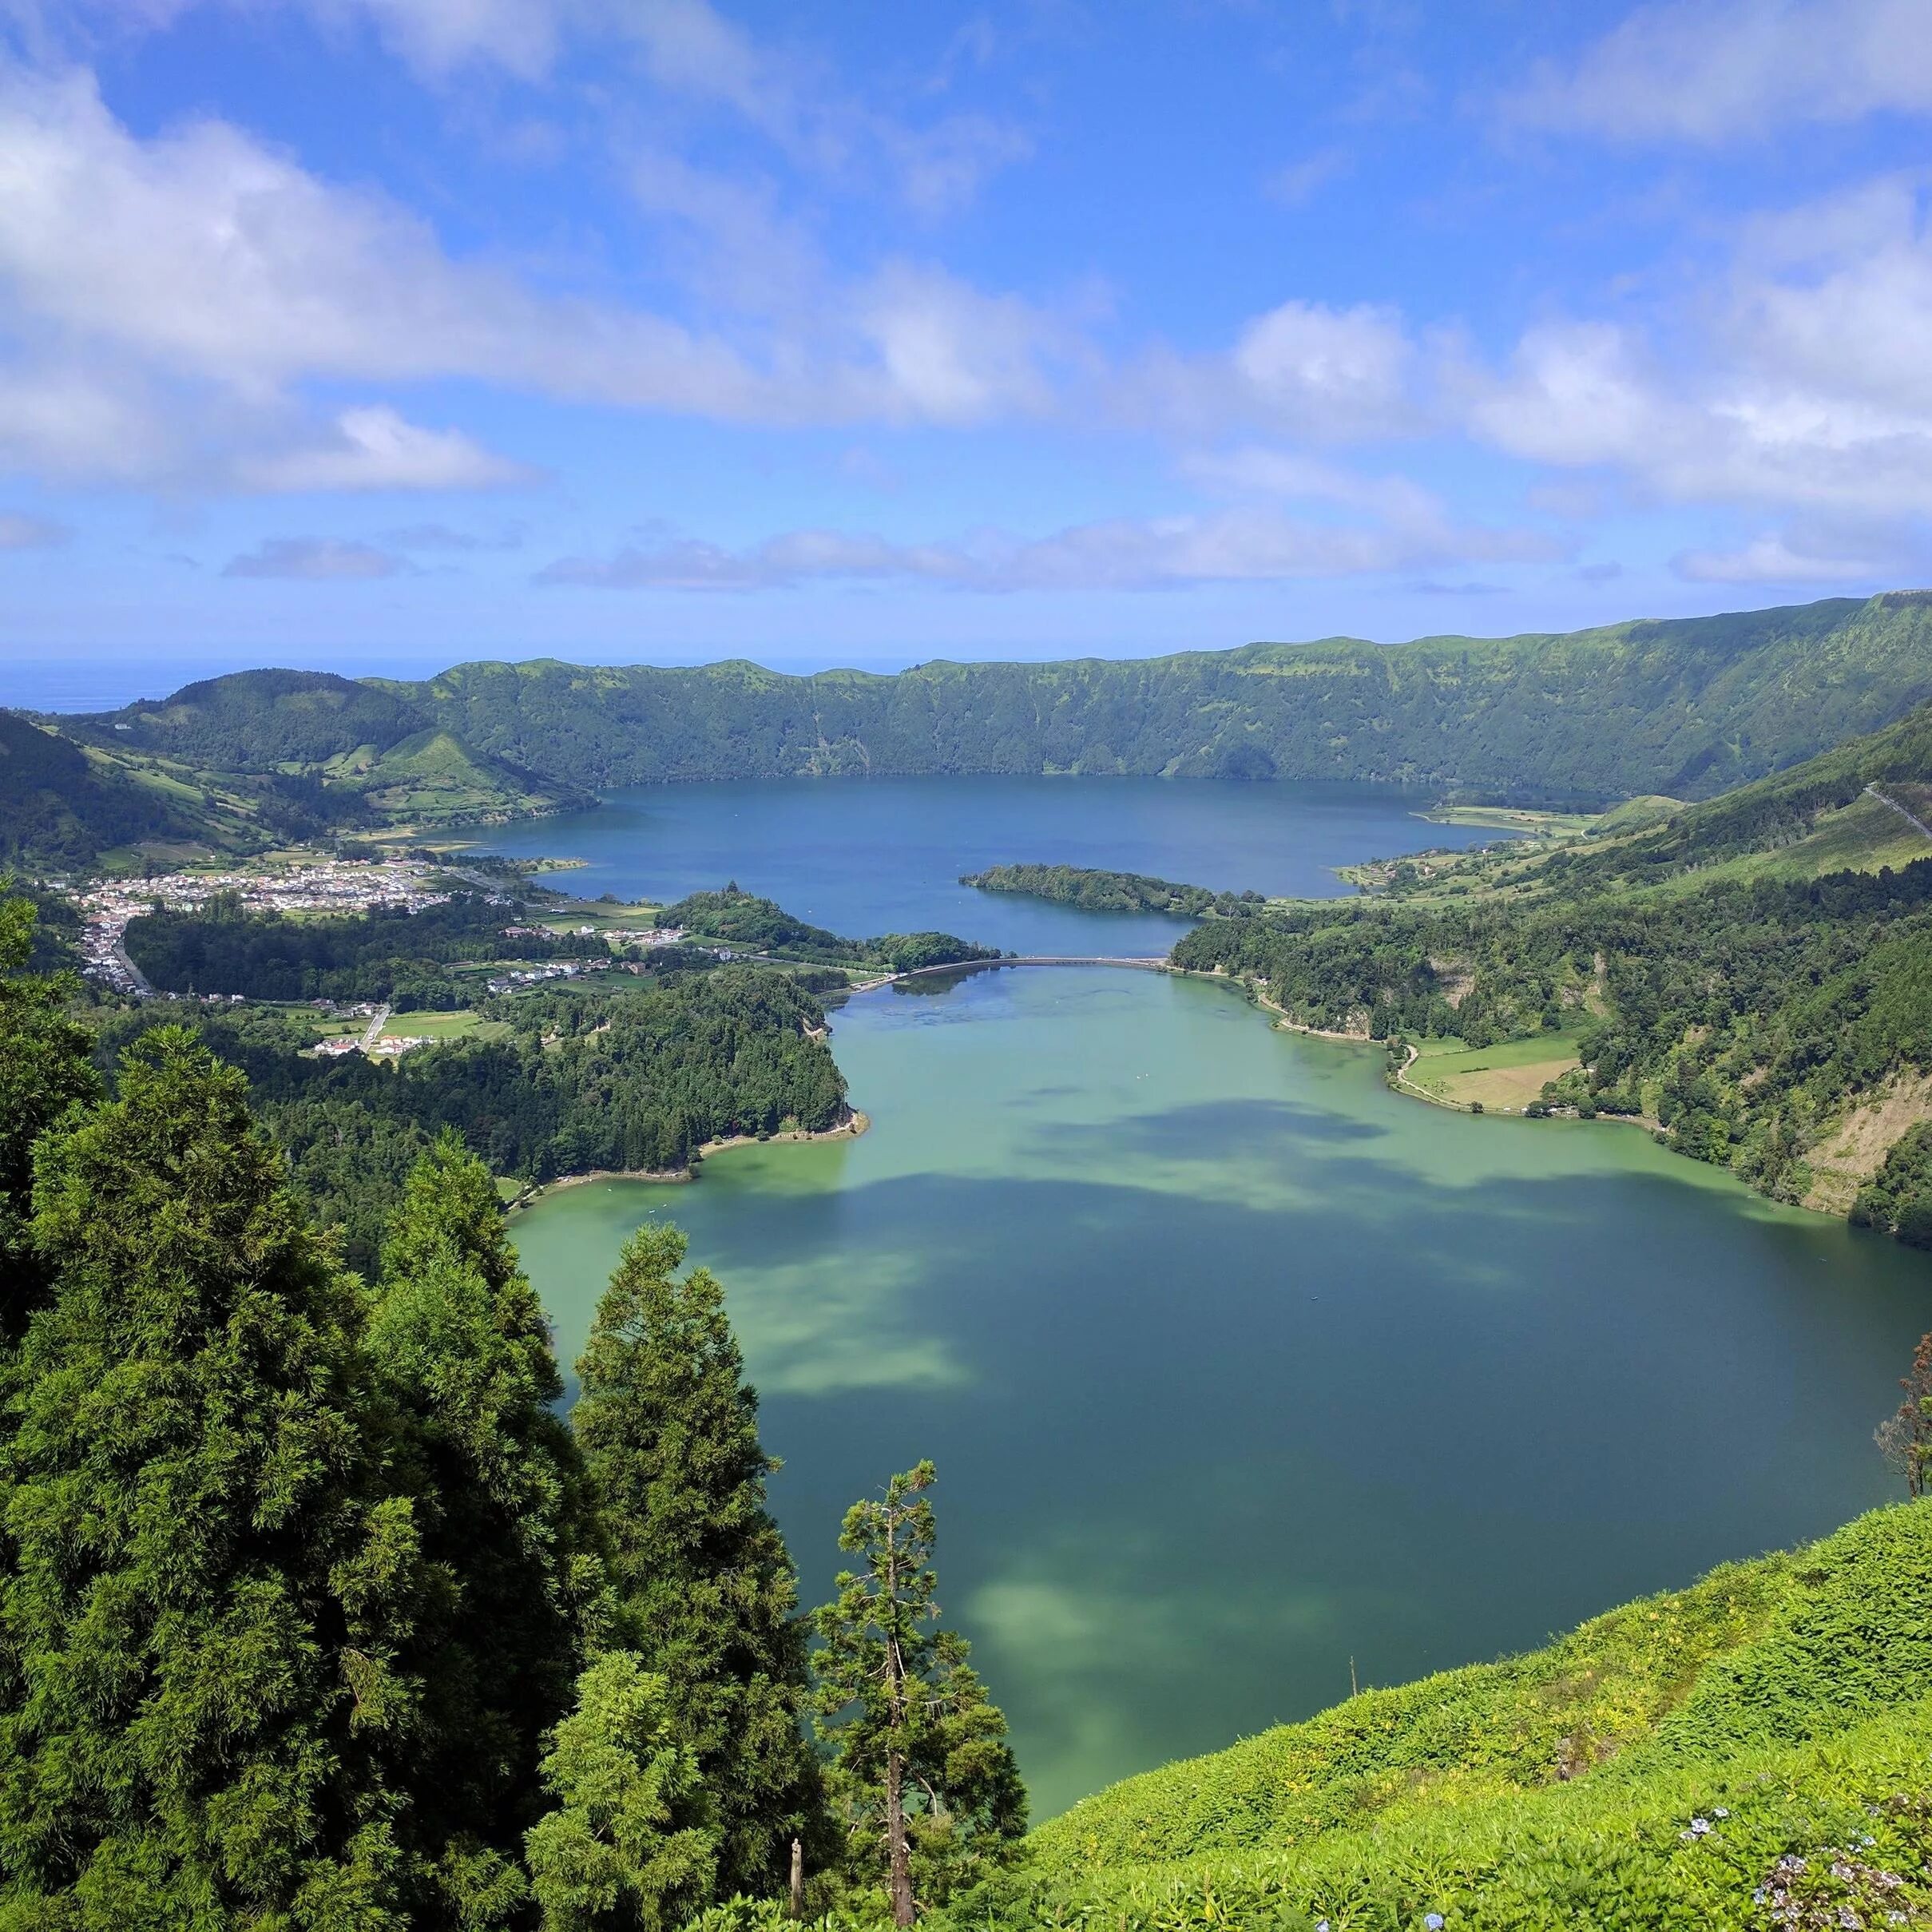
[515, 966, 1930, 1818]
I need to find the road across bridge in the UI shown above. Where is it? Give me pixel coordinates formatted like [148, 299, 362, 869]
[871, 954, 1171, 986]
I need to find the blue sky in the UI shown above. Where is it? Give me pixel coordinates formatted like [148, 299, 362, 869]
[1, 0, 1930, 696]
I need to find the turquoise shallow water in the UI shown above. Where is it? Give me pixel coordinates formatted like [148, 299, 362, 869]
[514, 965, 1932, 1819]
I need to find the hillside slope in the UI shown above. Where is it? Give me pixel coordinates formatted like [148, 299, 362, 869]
[1006, 1502, 1932, 1932]
[55, 668, 590, 845]
[1175, 700, 1932, 1241]
[0, 712, 189, 867]
[385, 592, 1932, 799]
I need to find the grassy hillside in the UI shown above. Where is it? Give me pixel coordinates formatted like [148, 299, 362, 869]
[45, 669, 591, 857]
[0, 712, 192, 867]
[383, 592, 1932, 800]
[1002, 1502, 1932, 1932]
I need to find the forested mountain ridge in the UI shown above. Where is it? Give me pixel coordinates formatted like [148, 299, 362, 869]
[12, 592, 1932, 871]
[379, 591, 1932, 800]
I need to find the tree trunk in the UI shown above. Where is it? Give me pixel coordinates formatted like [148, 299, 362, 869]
[886, 1744, 914, 1927]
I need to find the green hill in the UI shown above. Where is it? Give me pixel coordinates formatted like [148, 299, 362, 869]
[54, 668, 591, 846]
[75, 667, 428, 766]
[379, 591, 1932, 801]
[1544, 696, 1932, 893]
[0, 712, 189, 867]
[1006, 1502, 1932, 1932]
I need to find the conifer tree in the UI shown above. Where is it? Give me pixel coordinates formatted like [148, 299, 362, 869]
[0, 890, 100, 1342]
[811, 1463, 1026, 1927]
[1878, 1330, 1932, 1498]
[570, 1222, 825, 1898]
[0, 1028, 424, 1926]
[366, 1131, 609, 1922]
[524, 1652, 718, 1932]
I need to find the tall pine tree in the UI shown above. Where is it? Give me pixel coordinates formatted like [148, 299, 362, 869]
[366, 1132, 609, 1925]
[811, 1464, 1025, 1926]
[524, 1652, 717, 1932]
[0, 1027, 426, 1926]
[569, 1222, 825, 1899]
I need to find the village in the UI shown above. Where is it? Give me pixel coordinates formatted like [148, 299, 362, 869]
[64, 857, 461, 998]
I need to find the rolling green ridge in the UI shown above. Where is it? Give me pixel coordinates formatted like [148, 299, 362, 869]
[29, 668, 593, 864]
[1000, 1502, 1932, 1932]
[375, 592, 1932, 799]
[9, 591, 1930, 875]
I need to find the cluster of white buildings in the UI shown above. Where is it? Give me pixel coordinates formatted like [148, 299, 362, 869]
[604, 926, 687, 947]
[483, 960, 610, 996]
[68, 859, 454, 995]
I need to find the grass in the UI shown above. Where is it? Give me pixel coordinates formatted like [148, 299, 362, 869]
[375, 1009, 510, 1043]
[1422, 806, 1599, 836]
[994, 1502, 1932, 1932]
[1407, 1034, 1581, 1109]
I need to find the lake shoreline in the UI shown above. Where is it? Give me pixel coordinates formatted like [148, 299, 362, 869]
[1177, 964, 1675, 1134]
[507, 1108, 871, 1212]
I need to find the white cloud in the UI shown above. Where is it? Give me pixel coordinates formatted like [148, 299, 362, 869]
[1454, 196, 1932, 524]
[221, 535, 409, 578]
[1672, 533, 1884, 585]
[619, 0, 1029, 213]
[0, 508, 65, 547]
[1511, 0, 1932, 145]
[1123, 300, 1419, 442]
[1264, 146, 1351, 209]
[50, 0, 1031, 213]
[853, 262, 1072, 425]
[0, 59, 1072, 490]
[240, 407, 530, 492]
[327, 0, 566, 79]
[537, 494, 1551, 594]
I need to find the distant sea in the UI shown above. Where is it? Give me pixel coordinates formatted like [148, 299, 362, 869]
[2, 663, 215, 713]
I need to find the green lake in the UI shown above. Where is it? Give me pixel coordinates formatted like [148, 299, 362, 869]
[513, 962, 1932, 1820]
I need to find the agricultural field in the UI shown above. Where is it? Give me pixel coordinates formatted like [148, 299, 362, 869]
[1405, 1034, 1582, 1110]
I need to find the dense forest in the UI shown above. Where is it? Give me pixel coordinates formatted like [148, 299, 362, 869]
[125, 891, 606, 1006]
[663, 886, 1001, 972]
[0, 711, 192, 867]
[0, 890, 1025, 1928]
[97, 962, 851, 1275]
[962, 863, 1265, 918]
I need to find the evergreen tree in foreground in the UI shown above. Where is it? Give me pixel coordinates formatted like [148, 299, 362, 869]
[524, 1652, 716, 1932]
[811, 1463, 1026, 1927]
[0, 1028, 424, 1926]
[569, 1223, 825, 1899]
[367, 1132, 609, 1925]
[0, 890, 100, 1342]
